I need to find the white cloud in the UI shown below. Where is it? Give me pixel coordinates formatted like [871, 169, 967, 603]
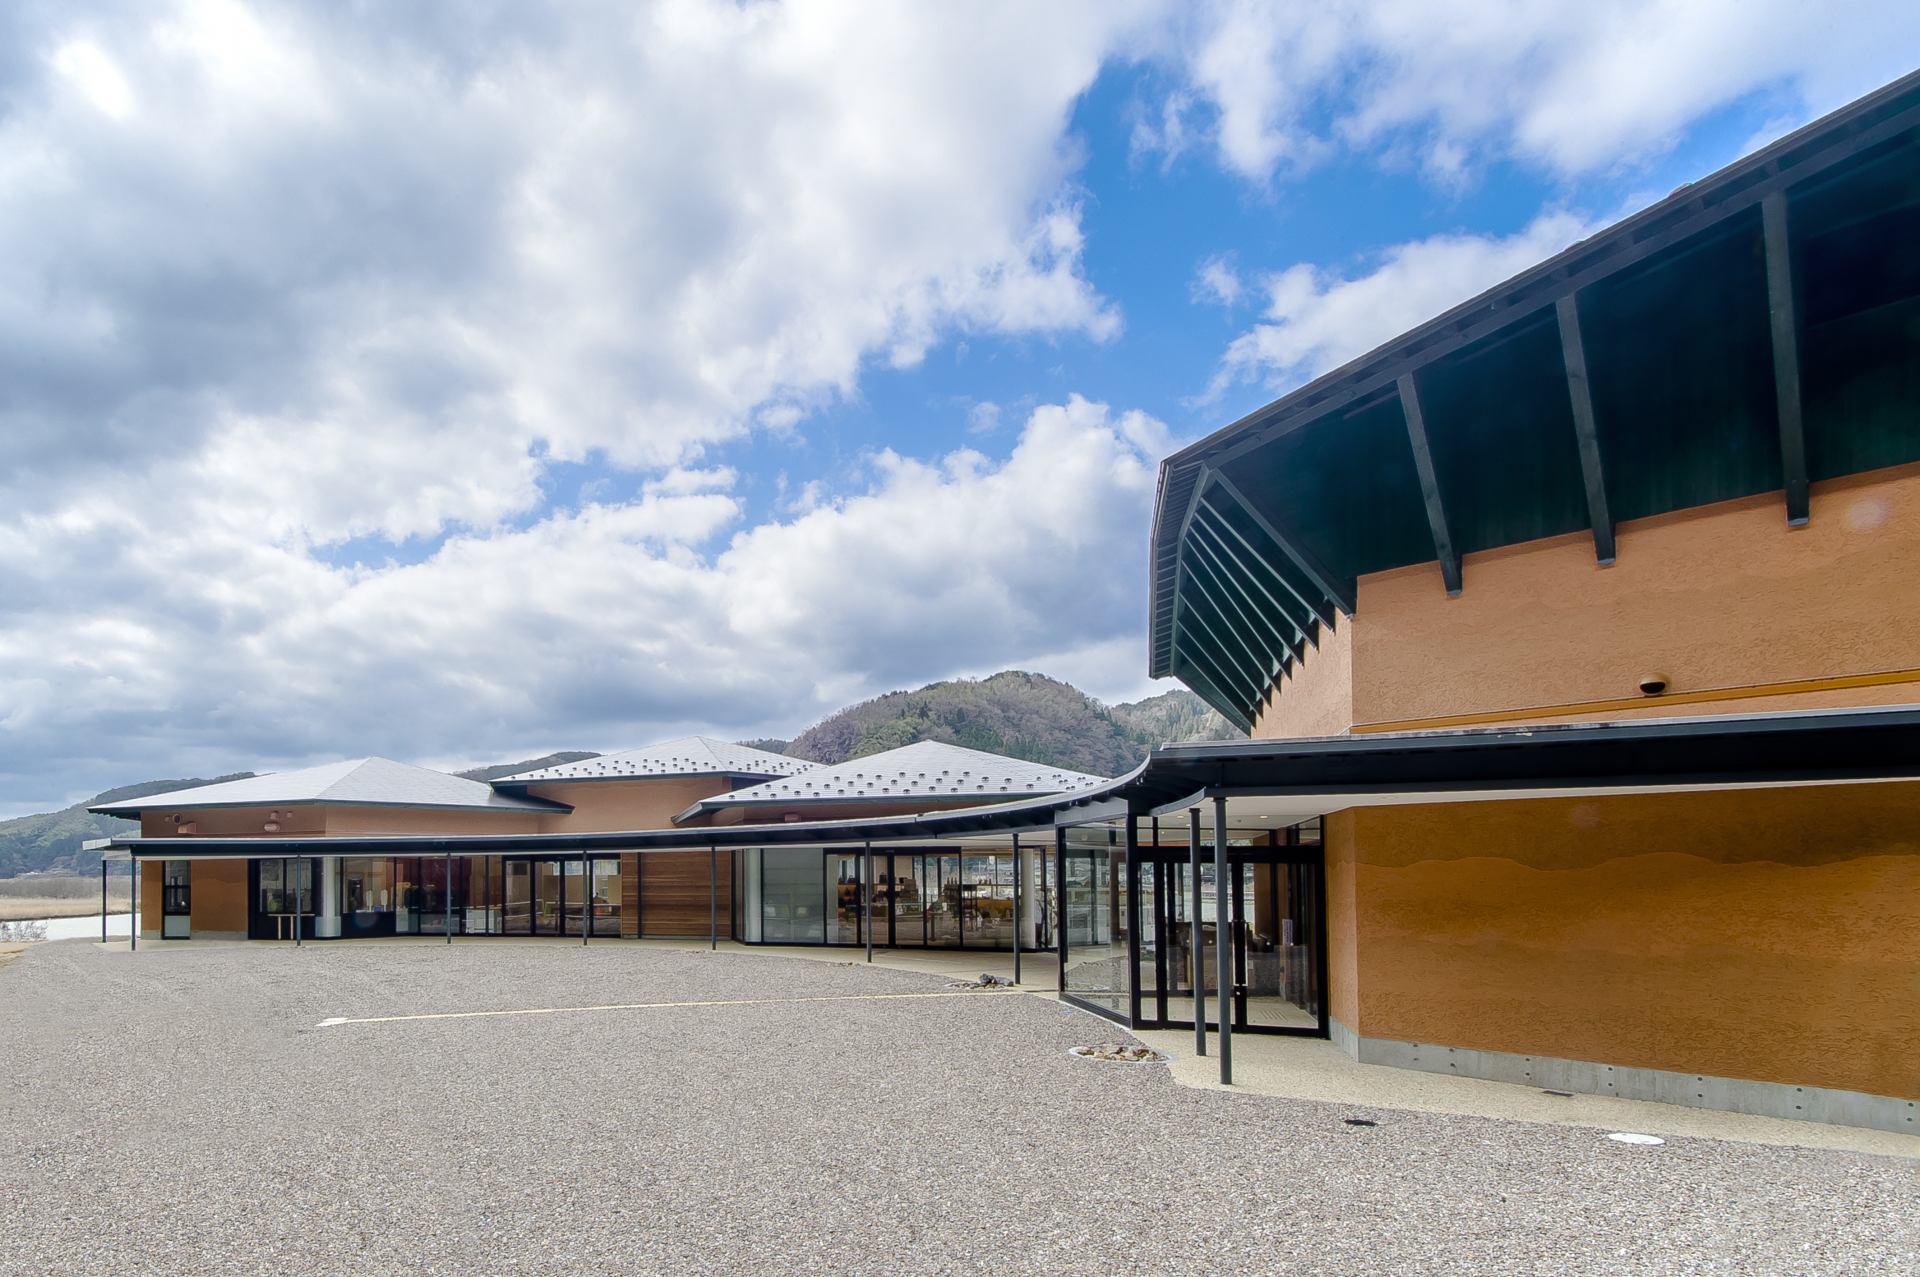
[1210, 211, 1595, 394]
[1146, 0, 1920, 183]
[1193, 254, 1243, 307]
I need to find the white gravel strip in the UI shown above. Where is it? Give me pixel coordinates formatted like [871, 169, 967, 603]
[1, 940, 1915, 1276]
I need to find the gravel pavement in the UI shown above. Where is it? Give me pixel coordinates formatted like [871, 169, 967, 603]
[1, 940, 1915, 1276]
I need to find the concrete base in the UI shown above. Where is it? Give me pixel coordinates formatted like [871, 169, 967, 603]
[1332, 1019, 1917, 1136]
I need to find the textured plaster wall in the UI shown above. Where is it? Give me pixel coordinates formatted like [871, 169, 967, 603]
[1335, 782, 1920, 1100]
[1350, 465, 1920, 728]
[1251, 617, 1355, 738]
[529, 776, 732, 833]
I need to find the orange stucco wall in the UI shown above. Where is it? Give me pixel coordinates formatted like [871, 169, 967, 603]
[139, 805, 326, 839]
[1350, 465, 1920, 730]
[1252, 617, 1354, 739]
[1328, 782, 1920, 1099]
[319, 806, 544, 836]
[527, 776, 733, 833]
[1241, 463, 1920, 735]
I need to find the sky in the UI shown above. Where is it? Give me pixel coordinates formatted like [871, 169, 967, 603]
[2, 0, 1916, 816]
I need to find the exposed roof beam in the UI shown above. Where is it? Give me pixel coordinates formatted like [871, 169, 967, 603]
[1171, 634, 1255, 731]
[1194, 496, 1326, 644]
[1762, 190, 1811, 526]
[1176, 585, 1267, 697]
[1555, 293, 1617, 565]
[1206, 469, 1356, 617]
[1187, 515, 1310, 658]
[1181, 539, 1291, 681]
[1396, 373, 1463, 596]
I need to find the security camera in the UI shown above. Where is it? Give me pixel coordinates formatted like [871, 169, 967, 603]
[1637, 673, 1671, 696]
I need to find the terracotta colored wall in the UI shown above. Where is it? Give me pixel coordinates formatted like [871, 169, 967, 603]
[529, 777, 733, 833]
[1323, 810, 1360, 1030]
[1349, 465, 1920, 729]
[320, 807, 543, 836]
[1252, 617, 1354, 738]
[139, 805, 325, 838]
[188, 859, 249, 933]
[138, 865, 162, 933]
[1334, 782, 1920, 1099]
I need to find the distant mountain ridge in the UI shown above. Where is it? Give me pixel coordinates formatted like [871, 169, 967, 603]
[2, 673, 1235, 877]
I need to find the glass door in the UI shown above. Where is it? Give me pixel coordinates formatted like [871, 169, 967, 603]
[161, 861, 191, 939]
[536, 860, 566, 935]
[504, 859, 533, 935]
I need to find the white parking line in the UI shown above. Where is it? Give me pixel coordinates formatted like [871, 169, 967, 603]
[317, 987, 1024, 1027]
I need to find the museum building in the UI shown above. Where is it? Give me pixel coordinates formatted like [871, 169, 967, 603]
[103, 71, 1920, 1134]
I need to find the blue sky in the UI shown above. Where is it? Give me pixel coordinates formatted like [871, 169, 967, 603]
[1, 1, 1915, 815]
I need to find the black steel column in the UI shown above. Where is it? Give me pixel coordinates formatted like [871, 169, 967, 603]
[582, 852, 589, 946]
[1213, 794, 1231, 1085]
[129, 857, 137, 952]
[445, 851, 453, 944]
[1010, 833, 1022, 986]
[1188, 807, 1203, 1057]
[1053, 827, 1067, 993]
[100, 859, 108, 944]
[709, 845, 719, 952]
[863, 842, 874, 963]
[1124, 816, 1142, 1028]
[295, 856, 304, 949]
[1151, 817, 1168, 1025]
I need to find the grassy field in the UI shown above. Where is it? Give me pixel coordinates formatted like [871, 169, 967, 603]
[0, 895, 130, 922]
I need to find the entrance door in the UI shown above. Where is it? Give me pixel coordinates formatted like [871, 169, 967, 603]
[161, 861, 191, 939]
[504, 859, 533, 934]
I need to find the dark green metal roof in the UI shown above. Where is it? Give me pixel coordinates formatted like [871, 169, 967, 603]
[1150, 69, 1920, 728]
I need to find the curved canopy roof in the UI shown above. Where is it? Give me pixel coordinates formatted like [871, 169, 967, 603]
[676, 739, 1107, 821]
[90, 757, 563, 816]
[1149, 70, 1920, 728]
[491, 736, 815, 786]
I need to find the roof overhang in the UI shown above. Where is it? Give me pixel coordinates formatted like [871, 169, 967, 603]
[87, 796, 572, 817]
[102, 706, 1920, 860]
[1149, 70, 1920, 725]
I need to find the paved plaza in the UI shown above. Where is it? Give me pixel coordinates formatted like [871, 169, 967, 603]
[1, 940, 1915, 1275]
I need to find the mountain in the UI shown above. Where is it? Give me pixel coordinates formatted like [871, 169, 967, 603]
[455, 751, 600, 783]
[781, 671, 1238, 776]
[2, 675, 1236, 878]
[0, 774, 254, 879]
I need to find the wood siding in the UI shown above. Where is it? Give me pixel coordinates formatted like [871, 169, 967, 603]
[640, 849, 733, 938]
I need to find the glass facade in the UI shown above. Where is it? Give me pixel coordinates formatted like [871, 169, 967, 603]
[740, 845, 1046, 950]
[1059, 818, 1326, 1036]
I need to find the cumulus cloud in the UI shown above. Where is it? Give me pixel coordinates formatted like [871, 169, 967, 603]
[1146, 0, 1920, 183]
[0, 397, 1169, 807]
[1208, 211, 1595, 395]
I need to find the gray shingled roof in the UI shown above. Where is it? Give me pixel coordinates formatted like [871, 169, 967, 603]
[90, 757, 560, 815]
[491, 736, 817, 784]
[685, 739, 1107, 815]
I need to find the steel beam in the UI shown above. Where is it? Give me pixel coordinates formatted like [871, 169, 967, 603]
[1184, 529, 1298, 675]
[1763, 191, 1811, 526]
[1180, 547, 1282, 684]
[1188, 806, 1205, 1059]
[1189, 513, 1312, 655]
[1555, 293, 1617, 564]
[1207, 470, 1353, 618]
[1212, 795, 1232, 1085]
[1195, 494, 1331, 639]
[1397, 373, 1462, 596]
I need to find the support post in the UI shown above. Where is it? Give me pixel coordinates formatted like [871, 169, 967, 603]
[1556, 293, 1616, 564]
[863, 842, 873, 963]
[582, 853, 590, 946]
[129, 857, 137, 952]
[1763, 191, 1810, 526]
[100, 859, 108, 944]
[1213, 795, 1232, 1086]
[1010, 833, 1022, 986]
[445, 851, 453, 944]
[1053, 827, 1068, 993]
[1124, 816, 1142, 1028]
[1188, 807, 1204, 1057]
[295, 856, 304, 949]
[709, 845, 719, 952]
[1397, 372, 1462, 596]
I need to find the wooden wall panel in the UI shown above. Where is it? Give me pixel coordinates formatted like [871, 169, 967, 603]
[640, 850, 733, 938]
[620, 854, 641, 938]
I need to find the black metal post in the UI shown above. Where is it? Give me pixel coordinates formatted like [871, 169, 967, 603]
[1010, 833, 1021, 986]
[1053, 827, 1067, 993]
[1124, 816, 1142, 1027]
[129, 857, 137, 952]
[445, 851, 453, 944]
[1213, 794, 1232, 1086]
[295, 856, 304, 949]
[581, 852, 590, 946]
[709, 845, 718, 951]
[1152, 817, 1168, 1025]
[100, 859, 108, 944]
[863, 842, 874, 963]
[1188, 807, 1203, 1057]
